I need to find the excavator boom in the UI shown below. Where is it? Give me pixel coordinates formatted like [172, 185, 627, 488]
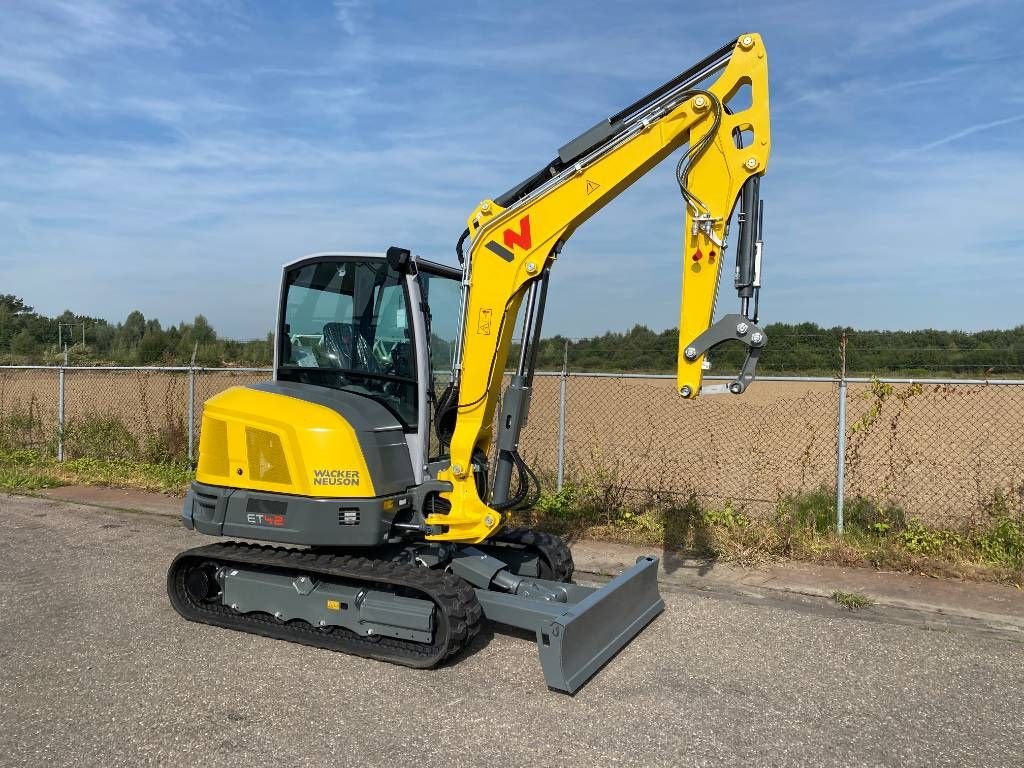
[432, 33, 772, 543]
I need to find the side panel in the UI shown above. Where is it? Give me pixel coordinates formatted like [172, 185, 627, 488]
[195, 384, 415, 499]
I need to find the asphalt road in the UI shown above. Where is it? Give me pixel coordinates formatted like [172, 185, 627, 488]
[1, 495, 1022, 768]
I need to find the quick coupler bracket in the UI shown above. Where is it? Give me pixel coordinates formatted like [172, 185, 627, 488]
[682, 312, 767, 396]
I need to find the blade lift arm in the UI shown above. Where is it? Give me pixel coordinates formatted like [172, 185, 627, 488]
[426, 34, 772, 543]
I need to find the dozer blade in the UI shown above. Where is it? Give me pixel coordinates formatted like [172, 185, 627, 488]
[474, 556, 664, 694]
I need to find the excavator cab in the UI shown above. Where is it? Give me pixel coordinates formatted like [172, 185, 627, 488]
[278, 252, 465, 463]
[170, 33, 772, 694]
[275, 254, 452, 439]
[182, 253, 465, 544]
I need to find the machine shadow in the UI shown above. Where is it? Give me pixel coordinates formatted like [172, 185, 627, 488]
[660, 496, 719, 576]
[543, 494, 720, 578]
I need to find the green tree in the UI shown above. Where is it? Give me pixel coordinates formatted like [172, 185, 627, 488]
[11, 328, 35, 354]
[192, 315, 216, 344]
[116, 310, 146, 353]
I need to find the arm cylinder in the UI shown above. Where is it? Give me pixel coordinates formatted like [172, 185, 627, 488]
[734, 174, 761, 300]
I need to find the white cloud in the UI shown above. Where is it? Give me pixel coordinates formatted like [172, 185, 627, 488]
[0, 0, 177, 92]
[333, 0, 367, 36]
[890, 114, 1024, 158]
[849, 0, 990, 54]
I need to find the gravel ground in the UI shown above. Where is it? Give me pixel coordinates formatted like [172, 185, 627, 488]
[1, 494, 1022, 768]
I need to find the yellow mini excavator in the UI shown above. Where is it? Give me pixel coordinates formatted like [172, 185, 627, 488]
[169, 34, 771, 693]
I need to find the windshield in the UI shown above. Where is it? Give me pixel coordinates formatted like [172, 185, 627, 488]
[279, 258, 416, 428]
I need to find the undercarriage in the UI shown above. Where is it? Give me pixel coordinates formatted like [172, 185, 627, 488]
[169, 530, 663, 694]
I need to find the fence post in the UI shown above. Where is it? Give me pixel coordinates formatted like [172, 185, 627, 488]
[187, 343, 198, 465]
[57, 363, 65, 462]
[187, 368, 196, 464]
[556, 340, 568, 491]
[835, 378, 847, 535]
[835, 332, 848, 535]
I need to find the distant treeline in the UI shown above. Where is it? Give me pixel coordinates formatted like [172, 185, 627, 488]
[3, 294, 1022, 376]
[0, 295, 271, 366]
[525, 323, 1024, 377]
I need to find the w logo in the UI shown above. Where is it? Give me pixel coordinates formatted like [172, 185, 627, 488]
[484, 216, 532, 262]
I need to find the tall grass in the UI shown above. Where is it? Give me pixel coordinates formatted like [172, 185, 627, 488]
[509, 478, 1024, 585]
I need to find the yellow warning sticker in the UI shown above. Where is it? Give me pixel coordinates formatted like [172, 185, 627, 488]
[477, 308, 492, 335]
[326, 599, 341, 611]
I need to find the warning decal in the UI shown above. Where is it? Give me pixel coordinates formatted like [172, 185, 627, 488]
[477, 308, 493, 335]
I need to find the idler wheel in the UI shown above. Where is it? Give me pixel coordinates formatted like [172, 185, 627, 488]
[184, 563, 220, 602]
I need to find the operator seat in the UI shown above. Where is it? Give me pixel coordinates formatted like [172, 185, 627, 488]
[321, 322, 354, 369]
[322, 322, 378, 372]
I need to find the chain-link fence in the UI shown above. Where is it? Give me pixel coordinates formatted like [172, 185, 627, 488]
[532, 373, 1024, 531]
[2, 365, 1022, 531]
[0, 366, 58, 453]
[535, 373, 841, 514]
[839, 378, 1024, 530]
[0, 366, 272, 463]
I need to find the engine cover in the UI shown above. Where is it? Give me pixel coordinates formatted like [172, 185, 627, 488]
[194, 380, 415, 499]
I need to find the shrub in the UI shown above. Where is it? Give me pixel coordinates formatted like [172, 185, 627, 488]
[63, 415, 139, 461]
[142, 415, 187, 463]
[0, 396, 50, 452]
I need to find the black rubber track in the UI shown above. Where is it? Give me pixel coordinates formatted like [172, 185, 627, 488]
[487, 527, 575, 583]
[168, 542, 482, 669]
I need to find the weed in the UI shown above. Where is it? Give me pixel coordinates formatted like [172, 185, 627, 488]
[63, 415, 139, 461]
[536, 482, 580, 520]
[843, 379, 923, 505]
[0, 465, 61, 491]
[845, 496, 907, 534]
[0, 448, 49, 467]
[780, 487, 834, 532]
[62, 457, 193, 492]
[0, 396, 50, 452]
[976, 516, 1024, 569]
[832, 590, 874, 610]
[701, 502, 750, 530]
[0, 449, 192, 494]
[518, 473, 1024, 585]
[1, 438, 1021, 586]
[898, 519, 961, 555]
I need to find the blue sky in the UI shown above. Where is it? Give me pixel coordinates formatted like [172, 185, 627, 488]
[1, 0, 1023, 339]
